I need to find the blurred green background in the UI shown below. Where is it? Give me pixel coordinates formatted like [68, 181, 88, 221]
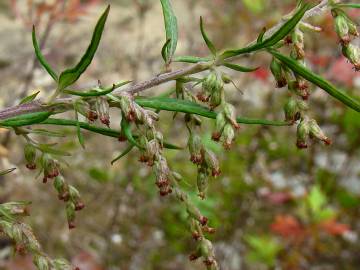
[0, 0, 360, 269]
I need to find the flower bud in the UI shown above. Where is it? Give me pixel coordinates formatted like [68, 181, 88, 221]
[11, 224, 23, 243]
[223, 103, 240, 129]
[308, 119, 332, 145]
[24, 143, 37, 170]
[284, 98, 299, 123]
[120, 94, 136, 121]
[95, 97, 110, 126]
[223, 123, 235, 150]
[53, 259, 73, 270]
[68, 186, 85, 211]
[0, 220, 13, 237]
[270, 57, 287, 88]
[186, 201, 208, 226]
[209, 89, 222, 109]
[292, 28, 305, 59]
[346, 17, 359, 37]
[1, 202, 29, 217]
[20, 223, 41, 251]
[342, 43, 360, 71]
[145, 139, 160, 166]
[221, 73, 232, 84]
[54, 175, 70, 201]
[197, 167, 209, 199]
[296, 119, 310, 149]
[154, 157, 171, 194]
[202, 72, 218, 95]
[42, 154, 60, 181]
[288, 80, 309, 100]
[33, 255, 50, 270]
[75, 99, 97, 122]
[204, 150, 220, 177]
[66, 201, 76, 229]
[200, 239, 216, 266]
[334, 13, 350, 45]
[188, 133, 204, 164]
[212, 112, 226, 141]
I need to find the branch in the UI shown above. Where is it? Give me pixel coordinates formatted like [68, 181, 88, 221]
[0, 1, 333, 122]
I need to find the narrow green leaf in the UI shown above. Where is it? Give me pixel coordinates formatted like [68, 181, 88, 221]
[40, 118, 182, 149]
[0, 111, 52, 127]
[336, 3, 360, 9]
[161, 38, 171, 62]
[163, 142, 183, 150]
[221, 4, 310, 59]
[257, 27, 266, 43]
[173, 56, 212, 63]
[58, 5, 110, 90]
[0, 168, 16, 176]
[19, 91, 40, 105]
[28, 129, 65, 137]
[36, 144, 71, 156]
[135, 97, 290, 126]
[63, 80, 131, 97]
[223, 62, 259, 72]
[200, 16, 216, 56]
[75, 111, 85, 148]
[42, 118, 120, 138]
[160, 0, 178, 63]
[111, 145, 134, 165]
[32, 26, 58, 81]
[120, 118, 142, 149]
[270, 50, 360, 113]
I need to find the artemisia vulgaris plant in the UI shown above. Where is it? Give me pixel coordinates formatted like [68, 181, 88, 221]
[0, 0, 359, 269]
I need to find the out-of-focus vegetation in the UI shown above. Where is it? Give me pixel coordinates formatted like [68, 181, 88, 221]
[0, 0, 359, 269]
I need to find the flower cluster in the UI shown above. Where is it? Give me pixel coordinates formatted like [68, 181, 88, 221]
[24, 146, 84, 229]
[0, 202, 78, 270]
[332, 8, 360, 71]
[117, 92, 174, 196]
[296, 118, 332, 149]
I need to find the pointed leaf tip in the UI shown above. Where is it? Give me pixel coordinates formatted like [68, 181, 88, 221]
[58, 5, 110, 90]
[32, 25, 58, 82]
[200, 16, 217, 56]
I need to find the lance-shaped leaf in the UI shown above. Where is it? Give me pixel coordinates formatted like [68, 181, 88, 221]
[135, 97, 290, 126]
[120, 118, 142, 149]
[270, 49, 360, 113]
[223, 62, 258, 72]
[336, 3, 360, 9]
[173, 55, 212, 63]
[257, 27, 266, 43]
[41, 118, 182, 149]
[75, 110, 85, 148]
[160, 0, 178, 64]
[200, 16, 216, 56]
[161, 39, 172, 63]
[111, 145, 134, 165]
[28, 129, 65, 137]
[63, 80, 131, 97]
[32, 26, 58, 81]
[58, 5, 110, 91]
[19, 91, 40, 105]
[36, 144, 71, 156]
[0, 112, 52, 127]
[221, 3, 310, 59]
